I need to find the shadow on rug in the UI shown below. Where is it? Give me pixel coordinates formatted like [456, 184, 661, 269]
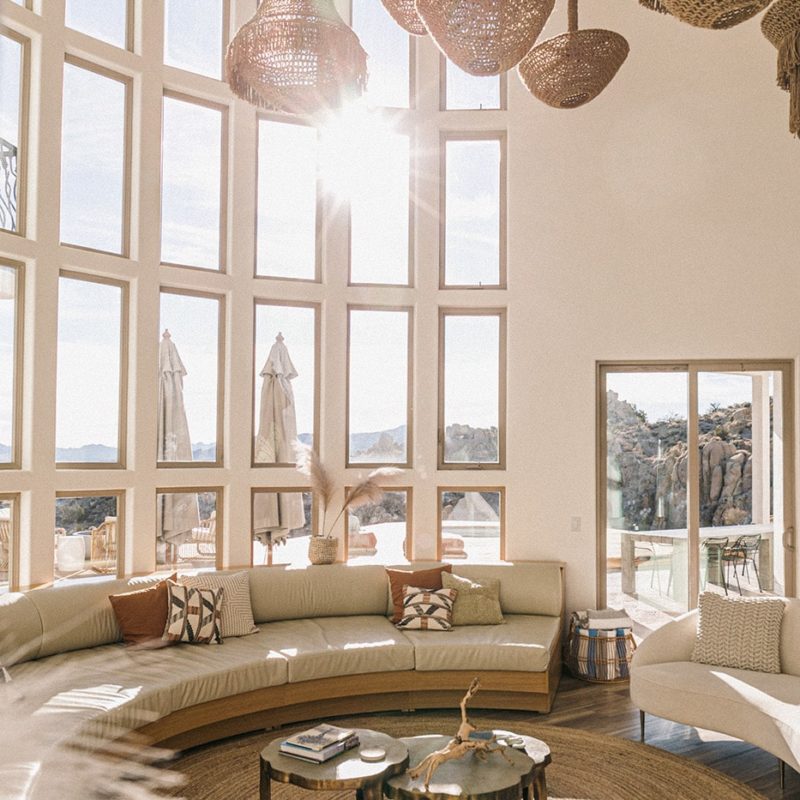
[166, 710, 765, 800]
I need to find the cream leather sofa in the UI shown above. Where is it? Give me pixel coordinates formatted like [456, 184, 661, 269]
[1, 561, 564, 796]
[630, 599, 800, 781]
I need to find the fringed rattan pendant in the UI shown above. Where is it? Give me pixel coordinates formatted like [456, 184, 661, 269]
[225, 0, 368, 116]
[762, 0, 800, 138]
[661, 0, 772, 29]
[415, 0, 556, 76]
[639, 0, 671, 13]
[518, 0, 629, 108]
[380, 0, 428, 36]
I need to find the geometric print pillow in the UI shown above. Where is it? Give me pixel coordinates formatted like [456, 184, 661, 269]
[181, 571, 258, 638]
[163, 582, 223, 644]
[395, 586, 457, 632]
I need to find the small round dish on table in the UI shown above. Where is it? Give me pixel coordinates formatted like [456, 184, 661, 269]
[383, 730, 552, 800]
[259, 728, 408, 800]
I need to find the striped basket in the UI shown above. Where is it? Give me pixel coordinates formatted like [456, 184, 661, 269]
[566, 613, 637, 683]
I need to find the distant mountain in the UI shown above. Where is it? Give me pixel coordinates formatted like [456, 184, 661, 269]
[0, 442, 222, 463]
[349, 425, 407, 455]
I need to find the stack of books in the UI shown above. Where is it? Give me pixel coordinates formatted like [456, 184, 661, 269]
[279, 724, 360, 763]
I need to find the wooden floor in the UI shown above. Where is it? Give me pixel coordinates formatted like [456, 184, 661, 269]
[525, 673, 799, 800]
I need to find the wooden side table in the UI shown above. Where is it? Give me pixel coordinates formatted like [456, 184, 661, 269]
[384, 731, 551, 800]
[259, 728, 408, 800]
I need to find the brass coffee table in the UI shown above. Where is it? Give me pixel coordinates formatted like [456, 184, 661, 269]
[259, 728, 408, 800]
[383, 730, 551, 800]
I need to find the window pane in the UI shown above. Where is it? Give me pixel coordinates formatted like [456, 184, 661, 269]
[157, 490, 216, 570]
[164, 0, 223, 79]
[0, 34, 23, 233]
[254, 303, 316, 462]
[252, 490, 312, 566]
[56, 276, 123, 463]
[445, 61, 501, 109]
[352, 0, 409, 108]
[60, 62, 127, 253]
[348, 308, 409, 464]
[0, 265, 19, 463]
[159, 291, 220, 464]
[443, 314, 500, 464]
[350, 131, 409, 285]
[445, 138, 502, 286]
[164, 0, 222, 78]
[55, 494, 119, 581]
[0, 497, 14, 592]
[348, 490, 408, 564]
[257, 120, 317, 280]
[440, 490, 502, 563]
[66, 0, 128, 48]
[161, 95, 223, 270]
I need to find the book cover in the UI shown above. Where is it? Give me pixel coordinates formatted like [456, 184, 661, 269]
[280, 734, 359, 762]
[284, 724, 357, 752]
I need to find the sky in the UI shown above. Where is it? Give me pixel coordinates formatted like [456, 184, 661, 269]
[65, 0, 127, 48]
[606, 371, 759, 422]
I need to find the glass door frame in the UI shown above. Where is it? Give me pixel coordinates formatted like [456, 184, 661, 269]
[596, 359, 796, 611]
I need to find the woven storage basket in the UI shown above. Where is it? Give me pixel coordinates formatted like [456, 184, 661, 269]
[661, 0, 772, 29]
[566, 614, 637, 684]
[519, 0, 629, 109]
[762, 0, 800, 137]
[380, 0, 428, 36]
[225, 0, 368, 116]
[416, 0, 556, 76]
[308, 536, 338, 565]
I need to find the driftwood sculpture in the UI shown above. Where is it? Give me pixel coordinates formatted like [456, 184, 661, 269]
[407, 677, 513, 789]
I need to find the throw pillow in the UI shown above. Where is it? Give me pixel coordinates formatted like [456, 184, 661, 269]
[395, 586, 457, 631]
[442, 572, 504, 626]
[691, 592, 785, 674]
[109, 575, 176, 648]
[386, 565, 452, 623]
[163, 581, 223, 644]
[181, 571, 258, 638]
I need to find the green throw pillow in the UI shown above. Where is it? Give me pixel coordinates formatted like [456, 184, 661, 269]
[442, 572, 504, 626]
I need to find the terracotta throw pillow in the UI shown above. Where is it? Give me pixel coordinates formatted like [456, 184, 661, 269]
[109, 574, 176, 648]
[386, 565, 452, 623]
[442, 572, 504, 626]
[692, 592, 785, 674]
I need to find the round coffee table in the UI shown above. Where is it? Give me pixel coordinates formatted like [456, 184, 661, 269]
[259, 728, 408, 800]
[383, 730, 551, 800]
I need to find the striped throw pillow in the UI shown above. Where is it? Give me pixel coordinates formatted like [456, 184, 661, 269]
[395, 586, 457, 631]
[181, 571, 258, 638]
[163, 582, 223, 644]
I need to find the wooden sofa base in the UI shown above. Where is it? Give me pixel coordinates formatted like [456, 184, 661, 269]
[138, 662, 562, 750]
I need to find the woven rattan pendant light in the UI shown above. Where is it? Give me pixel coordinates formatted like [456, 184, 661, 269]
[380, 0, 428, 36]
[415, 0, 556, 76]
[762, 0, 800, 137]
[225, 0, 368, 116]
[518, 0, 629, 108]
[661, 0, 772, 29]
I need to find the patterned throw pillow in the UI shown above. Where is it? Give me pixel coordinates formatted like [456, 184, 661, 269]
[163, 581, 223, 645]
[692, 592, 785, 673]
[442, 572, 504, 626]
[181, 571, 258, 638]
[395, 586, 457, 631]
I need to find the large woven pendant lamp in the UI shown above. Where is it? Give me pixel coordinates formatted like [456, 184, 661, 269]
[380, 0, 428, 36]
[660, 0, 772, 29]
[639, 0, 670, 13]
[225, 0, 368, 116]
[762, 0, 800, 137]
[518, 0, 629, 108]
[415, 0, 556, 76]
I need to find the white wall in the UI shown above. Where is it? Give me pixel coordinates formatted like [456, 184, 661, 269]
[0, 0, 798, 614]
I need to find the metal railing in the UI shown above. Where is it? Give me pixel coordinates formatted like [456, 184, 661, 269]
[0, 137, 18, 232]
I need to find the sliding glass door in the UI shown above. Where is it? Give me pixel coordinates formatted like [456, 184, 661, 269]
[599, 361, 795, 636]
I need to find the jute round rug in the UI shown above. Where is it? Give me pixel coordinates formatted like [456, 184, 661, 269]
[167, 711, 764, 800]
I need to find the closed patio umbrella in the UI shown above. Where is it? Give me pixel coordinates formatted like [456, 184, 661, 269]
[158, 330, 200, 549]
[253, 333, 305, 557]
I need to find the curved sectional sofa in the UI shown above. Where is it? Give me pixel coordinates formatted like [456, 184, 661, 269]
[630, 600, 800, 781]
[1, 561, 565, 798]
